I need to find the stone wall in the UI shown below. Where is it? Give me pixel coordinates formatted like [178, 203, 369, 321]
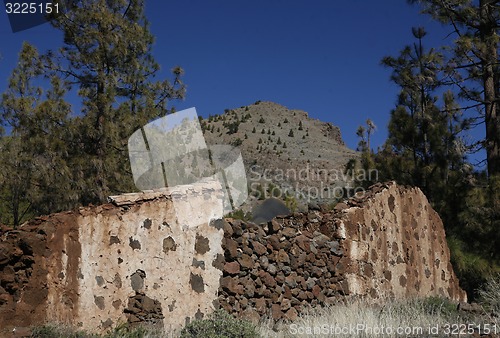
[217, 182, 467, 322]
[0, 180, 225, 336]
[0, 181, 466, 336]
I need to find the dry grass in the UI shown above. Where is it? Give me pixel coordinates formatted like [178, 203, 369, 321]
[479, 273, 500, 314]
[29, 284, 500, 338]
[258, 296, 499, 338]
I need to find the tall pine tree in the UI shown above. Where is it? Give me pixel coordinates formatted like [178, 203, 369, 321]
[409, 0, 500, 177]
[46, 0, 185, 204]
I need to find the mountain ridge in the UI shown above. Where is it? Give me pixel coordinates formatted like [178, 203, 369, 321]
[201, 101, 358, 209]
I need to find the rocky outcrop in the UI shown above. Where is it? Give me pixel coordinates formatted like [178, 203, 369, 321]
[0, 181, 465, 335]
[217, 182, 466, 322]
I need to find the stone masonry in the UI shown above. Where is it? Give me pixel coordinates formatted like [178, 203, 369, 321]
[0, 181, 466, 335]
[217, 182, 466, 322]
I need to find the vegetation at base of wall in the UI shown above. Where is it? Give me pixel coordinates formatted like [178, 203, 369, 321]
[31, 324, 95, 338]
[260, 296, 498, 338]
[30, 322, 166, 338]
[26, 284, 500, 337]
[180, 309, 259, 338]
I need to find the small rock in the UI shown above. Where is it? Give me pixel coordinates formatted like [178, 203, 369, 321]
[223, 261, 240, 275]
[241, 308, 260, 324]
[271, 303, 283, 320]
[238, 254, 254, 270]
[277, 249, 290, 264]
[284, 307, 298, 321]
[251, 241, 268, 256]
[258, 270, 277, 288]
[334, 202, 349, 211]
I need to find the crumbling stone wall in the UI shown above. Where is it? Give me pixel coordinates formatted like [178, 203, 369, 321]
[0, 180, 225, 336]
[0, 181, 466, 336]
[217, 182, 466, 322]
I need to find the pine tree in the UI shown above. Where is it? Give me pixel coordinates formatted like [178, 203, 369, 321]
[46, 0, 185, 204]
[380, 27, 467, 194]
[410, 0, 500, 177]
[377, 26, 495, 296]
[0, 43, 74, 225]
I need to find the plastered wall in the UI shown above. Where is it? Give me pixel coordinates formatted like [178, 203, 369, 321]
[0, 180, 226, 335]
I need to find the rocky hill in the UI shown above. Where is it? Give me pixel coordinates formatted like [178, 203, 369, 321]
[201, 101, 358, 209]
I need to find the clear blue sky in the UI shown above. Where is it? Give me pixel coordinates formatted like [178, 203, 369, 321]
[0, 1, 484, 163]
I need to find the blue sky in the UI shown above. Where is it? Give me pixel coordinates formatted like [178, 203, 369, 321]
[0, 1, 485, 164]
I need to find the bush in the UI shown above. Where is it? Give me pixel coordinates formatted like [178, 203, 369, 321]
[180, 310, 258, 338]
[419, 296, 459, 318]
[231, 138, 243, 147]
[225, 209, 252, 221]
[479, 273, 500, 314]
[447, 236, 495, 300]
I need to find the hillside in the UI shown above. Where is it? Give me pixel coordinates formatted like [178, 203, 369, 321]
[201, 101, 358, 208]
